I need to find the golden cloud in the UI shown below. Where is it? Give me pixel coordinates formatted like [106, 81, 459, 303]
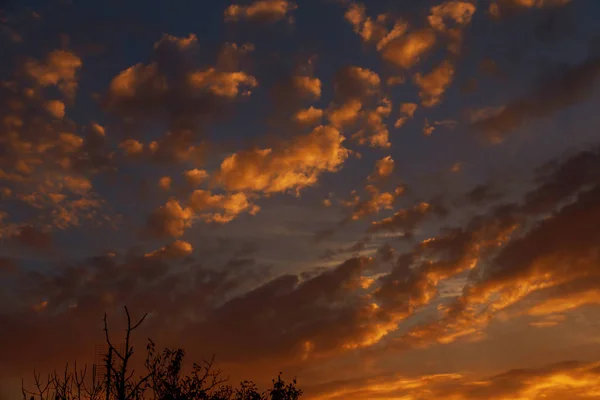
[414, 60, 455, 107]
[369, 155, 394, 180]
[293, 106, 324, 126]
[382, 29, 437, 69]
[225, 0, 297, 23]
[428, 1, 476, 32]
[216, 125, 349, 194]
[144, 240, 193, 260]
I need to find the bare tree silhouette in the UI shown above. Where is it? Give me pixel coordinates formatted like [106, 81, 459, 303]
[22, 307, 302, 400]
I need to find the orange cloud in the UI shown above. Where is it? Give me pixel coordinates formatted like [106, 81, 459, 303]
[188, 190, 259, 223]
[308, 361, 600, 400]
[369, 155, 394, 180]
[394, 102, 418, 128]
[327, 99, 363, 128]
[344, 3, 408, 51]
[188, 69, 257, 98]
[144, 240, 193, 260]
[24, 50, 82, 98]
[118, 139, 144, 156]
[414, 60, 455, 107]
[428, 1, 477, 32]
[382, 29, 437, 69]
[183, 168, 209, 186]
[216, 125, 349, 194]
[146, 198, 194, 238]
[44, 100, 65, 119]
[293, 106, 324, 126]
[350, 185, 398, 220]
[225, 0, 297, 23]
[334, 66, 381, 101]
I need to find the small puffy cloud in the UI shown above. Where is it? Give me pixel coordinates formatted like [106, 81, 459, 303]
[413, 60, 455, 107]
[381, 29, 437, 69]
[292, 76, 322, 100]
[225, 0, 297, 23]
[158, 176, 172, 191]
[344, 3, 367, 32]
[217, 125, 349, 194]
[344, 3, 408, 50]
[369, 156, 394, 180]
[350, 185, 402, 220]
[24, 50, 82, 98]
[44, 100, 65, 119]
[334, 66, 381, 101]
[327, 99, 363, 128]
[394, 102, 418, 128]
[293, 106, 323, 126]
[145, 240, 193, 260]
[352, 109, 391, 148]
[423, 119, 435, 136]
[90, 123, 105, 136]
[272, 75, 322, 108]
[63, 176, 92, 195]
[188, 190, 259, 223]
[118, 139, 144, 156]
[146, 198, 194, 238]
[428, 1, 477, 32]
[189, 69, 258, 98]
[183, 168, 209, 186]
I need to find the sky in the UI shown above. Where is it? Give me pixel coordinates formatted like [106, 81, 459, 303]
[1, 0, 600, 398]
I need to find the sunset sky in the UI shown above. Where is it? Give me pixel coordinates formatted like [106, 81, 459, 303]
[1, 0, 600, 398]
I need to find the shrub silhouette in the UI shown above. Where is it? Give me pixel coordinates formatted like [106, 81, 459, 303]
[22, 307, 302, 400]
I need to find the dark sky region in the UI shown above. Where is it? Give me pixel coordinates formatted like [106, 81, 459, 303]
[2, 0, 600, 398]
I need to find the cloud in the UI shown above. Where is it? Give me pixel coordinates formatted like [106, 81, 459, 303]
[216, 125, 349, 194]
[368, 155, 394, 180]
[271, 75, 322, 109]
[158, 176, 172, 191]
[394, 103, 418, 128]
[144, 240, 193, 260]
[471, 55, 600, 141]
[349, 185, 402, 221]
[381, 29, 437, 69]
[308, 360, 600, 400]
[183, 256, 400, 360]
[369, 200, 447, 236]
[44, 100, 65, 119]
[343, 3, 408, 51]
[146, 198, 194, 238]
[183, 168, 209, 186]
[24, 50, 82, 99]
[398, 148, 600, 346]
[414, 60, 455, 107]
[293, 106, 324, 126]
[428, 1, 477, 32]
[188, 190, 259, 223]
[334, 66, 381, 101]
[224, 0, 297, 24]
[105, 35, 257, 160]
[327, 99, 363, 128]
[118, 139, 144, 156]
